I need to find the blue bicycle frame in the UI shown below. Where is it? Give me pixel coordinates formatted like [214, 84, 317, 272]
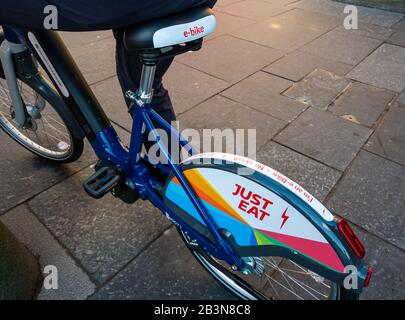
[3, 26, 246, 270]
[92, 101, 246, 269]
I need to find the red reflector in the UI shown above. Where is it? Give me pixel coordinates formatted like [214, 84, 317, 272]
[337, 218, 366, 259]
[364, 267, 373, 287]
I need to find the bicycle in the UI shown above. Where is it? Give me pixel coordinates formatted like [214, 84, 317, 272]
[0, 5, 372, 300]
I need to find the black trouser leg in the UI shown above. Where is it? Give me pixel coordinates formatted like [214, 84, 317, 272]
[114, 29, 176, 124]
[114, 29, 177, 160]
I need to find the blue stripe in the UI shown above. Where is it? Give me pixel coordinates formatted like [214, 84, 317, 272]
[166, 182, 256, 246]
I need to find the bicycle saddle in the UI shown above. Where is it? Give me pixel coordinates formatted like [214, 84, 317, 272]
[124, 5, 216, 50]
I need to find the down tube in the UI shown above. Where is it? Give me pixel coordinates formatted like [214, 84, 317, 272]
[15, 28, 111, 140]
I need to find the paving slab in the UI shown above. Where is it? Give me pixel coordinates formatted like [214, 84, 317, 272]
[0, 131, 96, 215]
[68, 37, 116, 85]
[206, 11, 255, 40]
[291, 0, 404, 27]
[224, 70, 293, 97]
[91, 227, 234, 300]
[179, 95, 287, 156]
[300, 28, 383, 65]
[329, 81, 395, 127]
[216, 0, 293, 21]
[283, 69, 351, 110]
[221, 71, 306, 121]
[267, 7, 341, 29]
[398, 90, 405, 104]
[244, 94, 307, 122]
[347, 44, 405, 92]
[264, 0, 300, 4]
[333, 23, 394, 41]
[231, 9, 340, 52]
[290, 0, 347, 16]
[215, 0, 246, 7]
[27, 166, 171, 284]
[91, 76, 131, 131]
[327, 150, 405, 250]
[61, 31, 113, 50]
[177, 35, 284, 83]
[0, 205, 96, 300]
[355, 5, 404, 28]
[336, 0, 405, 14]
[393, 17, 405, 30]
[164, 62, 231, 114]
[365, 102, 405, 166]
[264, 51, 353, 82]
[387, 30, 405, 47]
[353, 226, 405, 300]
[274, 108, 372, 171]
[256, 141, 341, 200]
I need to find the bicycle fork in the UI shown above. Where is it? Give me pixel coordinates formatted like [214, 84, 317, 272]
[0, 27, 31, 128]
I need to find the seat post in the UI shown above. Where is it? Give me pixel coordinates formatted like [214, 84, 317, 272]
[137, 63, 156, 105]
[136, 50, 161, 105]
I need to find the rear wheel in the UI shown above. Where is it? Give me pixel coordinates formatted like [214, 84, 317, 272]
[164, 155, 361, 300]
[178, 229, 358, 300]
[0, 68, 83, 163]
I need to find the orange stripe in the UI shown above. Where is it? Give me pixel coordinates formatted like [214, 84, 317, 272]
[172, 170, 248, 224]
[172, 175, 235, 219]
[187, 170, 246, 223]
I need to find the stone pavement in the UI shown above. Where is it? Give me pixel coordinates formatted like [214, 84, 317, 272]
[1, 0, 405, 299]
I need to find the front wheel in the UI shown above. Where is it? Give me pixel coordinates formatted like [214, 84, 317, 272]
[0, 68, 83, 163]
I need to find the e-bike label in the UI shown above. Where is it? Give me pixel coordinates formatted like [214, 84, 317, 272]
[153, 15, 216, 48]
[184, 153, 335, 222]
[28, 32, 70, 98]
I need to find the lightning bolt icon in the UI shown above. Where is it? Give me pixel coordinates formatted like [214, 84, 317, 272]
[280, 208, 289, 229]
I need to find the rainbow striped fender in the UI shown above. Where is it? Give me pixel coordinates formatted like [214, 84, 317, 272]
[164, 153, 363, 284]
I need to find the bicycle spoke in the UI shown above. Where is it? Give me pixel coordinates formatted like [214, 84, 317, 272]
[263, 273, 304, 300]
[42, 116, 70, 140]
[263, 257, 328, 299]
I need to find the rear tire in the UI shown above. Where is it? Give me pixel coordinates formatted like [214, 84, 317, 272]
[164, 154, 362, 300]
[178, 229, 359, 300]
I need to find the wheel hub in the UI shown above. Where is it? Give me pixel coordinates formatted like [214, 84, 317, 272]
[241, 256, 265, 275]
[26, 104, 42, 119]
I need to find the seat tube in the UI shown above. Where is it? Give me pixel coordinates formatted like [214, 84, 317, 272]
[128, 63, 157, 164]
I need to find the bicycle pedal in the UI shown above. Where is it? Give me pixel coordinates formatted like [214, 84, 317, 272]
[83, 166, 121, 199]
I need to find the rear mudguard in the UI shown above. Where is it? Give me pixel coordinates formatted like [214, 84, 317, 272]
[164, 153, 369, 292]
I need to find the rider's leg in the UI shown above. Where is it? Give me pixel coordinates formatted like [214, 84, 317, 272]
[114, 29, 177, 161]
[114, 28, 176, 124]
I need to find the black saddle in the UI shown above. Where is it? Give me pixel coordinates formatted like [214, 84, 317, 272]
[124, 5, 216, 51]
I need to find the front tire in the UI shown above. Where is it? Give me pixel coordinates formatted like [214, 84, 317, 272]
[0, 64, 83, 163]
